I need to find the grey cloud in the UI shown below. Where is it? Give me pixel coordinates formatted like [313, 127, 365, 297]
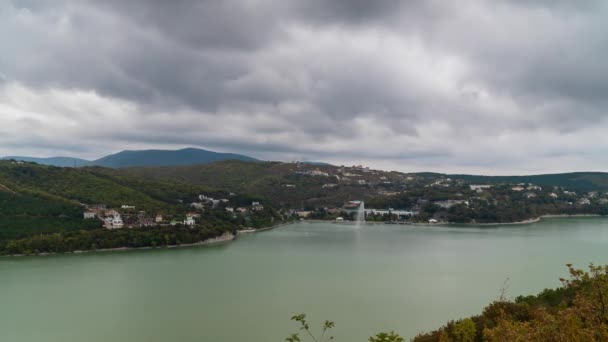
[2, 0, 608, 173]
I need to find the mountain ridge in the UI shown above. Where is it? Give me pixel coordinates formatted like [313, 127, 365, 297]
[2, 148, 257, 168]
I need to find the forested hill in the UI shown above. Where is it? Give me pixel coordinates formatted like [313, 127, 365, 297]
[0, 160, 214, 241]
[92, 148, 257, 168]
[449, 172, 608, 192]
[0, 160, 284, 255]
[2, 147, 257, 168]
[117, 161, 608, 205]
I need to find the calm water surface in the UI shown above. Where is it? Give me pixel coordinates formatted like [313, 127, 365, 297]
[2, 218, 608, 341]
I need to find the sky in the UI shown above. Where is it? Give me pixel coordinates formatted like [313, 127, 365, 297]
[2, 0, 608, 175]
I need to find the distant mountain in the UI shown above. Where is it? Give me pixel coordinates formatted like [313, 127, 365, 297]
[91, 148, 258, 168]
[2, 148, 258, 169]
[1, 156, 90, 167]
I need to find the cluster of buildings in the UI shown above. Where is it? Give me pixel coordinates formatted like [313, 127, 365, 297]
[83, 204, 200, 230]
[83, 193, 268, 230]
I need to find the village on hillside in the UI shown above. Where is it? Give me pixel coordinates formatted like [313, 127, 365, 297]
[82, 193, 268, 231]
[280, 163, 608, 224]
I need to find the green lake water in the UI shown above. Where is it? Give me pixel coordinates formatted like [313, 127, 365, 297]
[2, 218, 608, 341]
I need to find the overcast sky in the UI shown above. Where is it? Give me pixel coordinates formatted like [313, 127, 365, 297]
[2, 1, 608, 175]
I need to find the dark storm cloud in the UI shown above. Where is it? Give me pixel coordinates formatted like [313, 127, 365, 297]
[2, 0, 608, 173]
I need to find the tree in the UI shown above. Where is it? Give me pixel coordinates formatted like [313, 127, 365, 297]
[286, 314, 404, 342]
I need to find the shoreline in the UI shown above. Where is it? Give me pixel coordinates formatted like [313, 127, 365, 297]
[3, 215, 605, 257]
[303, 213, 605, 227]
[3, 221, 293, 258]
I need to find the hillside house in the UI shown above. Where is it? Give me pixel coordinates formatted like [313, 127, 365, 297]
[190, 202, 205, 210]
[578, 198, 591, 206]
[470, 184, 492, 191]
[434, 200, 469, 209]
[105, 215, 124, 229]
[155, 214, 163, 223]
[296, 211, 312, 218]
[310, 169, 329, 177]
[184, 215, 196, 226]
[84, 211, 96, 219]
[105, 209, 120, 218]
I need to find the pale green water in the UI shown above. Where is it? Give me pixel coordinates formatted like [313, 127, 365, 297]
[2, 218, 608, 341]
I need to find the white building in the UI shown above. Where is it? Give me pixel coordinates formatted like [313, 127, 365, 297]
[365, 209, 417, 217]
[434, 200, 469, 209]
[105, 215, 124, 229]
[469, 185, 492, 191]
[184, 216, 196, 226]
[310, 170, 329, 177]
[84, 211, 96, 219]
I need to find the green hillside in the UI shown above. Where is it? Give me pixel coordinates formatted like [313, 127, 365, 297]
[0, 190, 101, 241]
[0, 161, 216, 241]
[449, 172, 608, 192]
[120, 160, 375, 207]
[0, 160, 285, 255]
[2, 147, 257, 168]
[0, 161, 167, 211]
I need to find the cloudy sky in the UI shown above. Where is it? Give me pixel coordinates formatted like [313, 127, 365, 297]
[1, 1, 608, 175]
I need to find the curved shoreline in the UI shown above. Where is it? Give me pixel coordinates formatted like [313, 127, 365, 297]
[303, 214, 604, 227]
[3, 215, 605, 257]
[2, 221, 295, 258]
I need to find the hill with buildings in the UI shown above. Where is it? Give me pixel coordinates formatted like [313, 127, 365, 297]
[449, 172, 608, 192]
[116, 160, 608, 223]
[3, 157, 608, 255]
[0, 160, 281, 255]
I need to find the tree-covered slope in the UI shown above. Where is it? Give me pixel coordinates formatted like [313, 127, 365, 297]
[0, 161, 168, 211]
[0, 160, 222, 243]
[2, 147, 258, 168]
[0, 190, 102, 241]
[92, 147, 257, 168]
[449, 172, 608, 192]
[119, 160, 374, 207]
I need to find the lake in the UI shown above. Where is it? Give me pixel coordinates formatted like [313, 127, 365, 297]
[2, 217, 608, 341]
